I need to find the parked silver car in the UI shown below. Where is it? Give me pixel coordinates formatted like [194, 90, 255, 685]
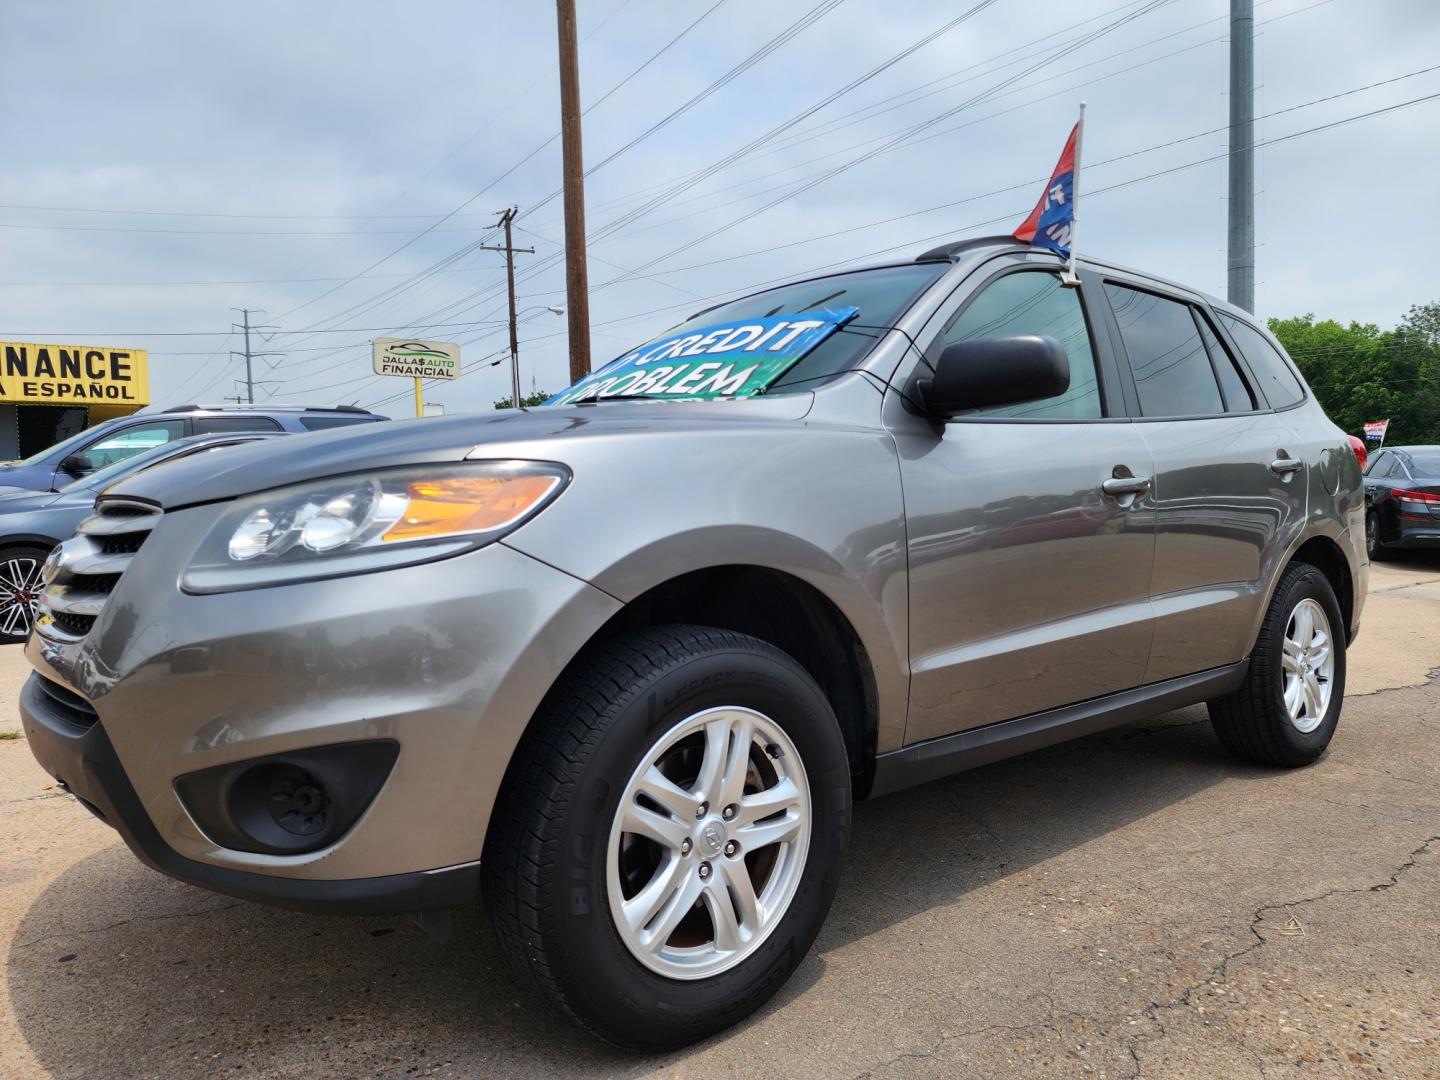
[18, 236, 1365, 1048]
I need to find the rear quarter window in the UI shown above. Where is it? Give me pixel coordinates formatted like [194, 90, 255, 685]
[1217, 314, 1306, 409]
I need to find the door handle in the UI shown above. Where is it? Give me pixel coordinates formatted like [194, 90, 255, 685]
[1269, 456, 1303, 476]
[1102, 475, 1152, 497]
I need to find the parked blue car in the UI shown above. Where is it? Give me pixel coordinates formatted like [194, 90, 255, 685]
[0, 404, 382, 495]
[0, 430, 287, 641]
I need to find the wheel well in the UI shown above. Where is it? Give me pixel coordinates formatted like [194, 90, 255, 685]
[1290, 536, 1354, 640]
[585, 566, 880, 796]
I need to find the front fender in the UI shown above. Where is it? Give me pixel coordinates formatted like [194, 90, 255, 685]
[503, 420, 911, 751]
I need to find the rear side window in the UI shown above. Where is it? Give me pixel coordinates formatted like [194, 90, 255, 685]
[1105, 284, 1223, 417]
[1217, 314, 1306, 408]
[1195, 312, 1255, 412]
[192, 415, 282, 434]
[1365, 452, 1394, 478]
[938, 270, 1102, 419]
[298, 415, 380, 431]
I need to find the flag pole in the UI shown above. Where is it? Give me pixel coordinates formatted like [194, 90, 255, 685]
[1062, 101, 1086, 287]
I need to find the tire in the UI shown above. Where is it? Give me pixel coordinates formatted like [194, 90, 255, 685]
[482, 625, 851, 1049]
[1208, 561, 1347, 767]
[0, 544, 52, 644]
[1365, 511, 1392, 562]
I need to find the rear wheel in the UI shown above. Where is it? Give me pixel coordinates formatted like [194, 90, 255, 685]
[1208, 561, 1346, 767]
[482, 625, 850, 1049]
[0, 545, 51, 644]
[1365, 511, 1392, 561]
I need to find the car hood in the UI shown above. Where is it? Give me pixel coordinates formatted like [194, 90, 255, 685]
[0, 490, 69, 514]
[105, 395, 814, 510]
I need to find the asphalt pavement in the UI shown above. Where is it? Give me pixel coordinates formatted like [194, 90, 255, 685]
[2, 558, 1438, 1078]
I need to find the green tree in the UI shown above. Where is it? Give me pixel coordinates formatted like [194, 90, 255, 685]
[1269, 312, 1440, 445]
[493, 390, 553, 410]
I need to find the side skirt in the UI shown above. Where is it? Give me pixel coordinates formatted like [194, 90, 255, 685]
[869, 661, 1248, 799]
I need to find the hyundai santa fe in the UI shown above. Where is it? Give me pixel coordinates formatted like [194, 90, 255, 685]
[18, 235, 1365, 1048]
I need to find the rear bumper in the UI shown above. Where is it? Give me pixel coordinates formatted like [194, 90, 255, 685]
[19, 673, 479, 913]
[1388, 524, 1440, 548]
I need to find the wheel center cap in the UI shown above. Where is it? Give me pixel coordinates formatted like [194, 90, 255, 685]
[697, 820, 726, 857]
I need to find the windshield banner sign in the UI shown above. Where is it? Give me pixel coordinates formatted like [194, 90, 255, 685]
[544, 307, 859, 406]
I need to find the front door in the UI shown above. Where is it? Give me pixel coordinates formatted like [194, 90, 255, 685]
[889, 265, 1157, 744]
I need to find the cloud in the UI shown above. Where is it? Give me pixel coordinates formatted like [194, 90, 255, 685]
[1, 0, 1437, 415]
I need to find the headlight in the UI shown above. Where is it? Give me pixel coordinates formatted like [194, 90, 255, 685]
[182, 461, 568, 592]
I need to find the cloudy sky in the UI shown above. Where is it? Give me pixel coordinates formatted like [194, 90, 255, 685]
[2, 0, 1437, 416]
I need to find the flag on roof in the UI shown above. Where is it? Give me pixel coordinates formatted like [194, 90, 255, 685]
[1013, 122, 1079, 260]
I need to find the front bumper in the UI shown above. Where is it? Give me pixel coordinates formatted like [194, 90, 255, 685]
[22, 500, 621, 905]
[19, 674, 478, 913]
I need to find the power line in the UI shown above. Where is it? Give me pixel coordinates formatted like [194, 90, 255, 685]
[0, 318, 508, 338]
[265, 1, 849, 354]
[262, 1, 740, 332]
[353, 88, 1440, 411]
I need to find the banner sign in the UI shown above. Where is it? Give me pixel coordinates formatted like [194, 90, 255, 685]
[1363, 419, 1389, 441]
[0, 341, 149, 405]
[372, 337, 460, 380]
[545, 307, 859, 406]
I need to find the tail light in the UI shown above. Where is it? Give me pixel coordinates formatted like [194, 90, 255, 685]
[1346, 435, 1367, 471]
[1397, 488, 1440, 518]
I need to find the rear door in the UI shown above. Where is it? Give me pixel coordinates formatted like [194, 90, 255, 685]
[887, 259, 1158, 743]
[1096, 279, 1306, 683]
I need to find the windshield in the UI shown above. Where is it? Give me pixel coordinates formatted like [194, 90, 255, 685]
[1405, 450, 1440, 474]
[551, 262, 947, 405]
[656, 262, 946, 393]
[58, 437, 204, 493]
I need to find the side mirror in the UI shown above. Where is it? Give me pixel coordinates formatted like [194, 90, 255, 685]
[921, 335, 1070, 419]
[60, 453, 95, 476]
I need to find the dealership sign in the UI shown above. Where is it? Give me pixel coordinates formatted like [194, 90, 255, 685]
[372, 337, 461, 380]
[0, 342, 149, 405]
[545, 307, 860, 406]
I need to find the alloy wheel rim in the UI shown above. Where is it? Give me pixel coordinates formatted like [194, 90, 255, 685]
[1282, 598, 1335, 734]
[1366, 515, 1377, 553]
[606, 706, 811, 980]
[0, 557, 42, 638]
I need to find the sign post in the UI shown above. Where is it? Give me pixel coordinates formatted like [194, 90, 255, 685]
[371, 338, 460, 417]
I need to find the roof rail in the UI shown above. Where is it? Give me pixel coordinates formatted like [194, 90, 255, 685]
[915, 235, 1028, 263]
[161, 403, 376, 415]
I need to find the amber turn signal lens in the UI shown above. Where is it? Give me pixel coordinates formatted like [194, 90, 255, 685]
[381, 475, 559, 543]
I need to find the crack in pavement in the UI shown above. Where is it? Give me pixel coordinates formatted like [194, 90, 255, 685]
[14, 900, 245, 951]
[1123, 834, 1440, 1075]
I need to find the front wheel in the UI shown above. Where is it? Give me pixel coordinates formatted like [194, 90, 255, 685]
[482, 625, 851, 1049]
[0, 545, 52, 644]
[1208, 561, 1346, 767]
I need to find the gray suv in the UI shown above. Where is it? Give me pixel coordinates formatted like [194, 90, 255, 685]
[18, 236, 1365, 1049]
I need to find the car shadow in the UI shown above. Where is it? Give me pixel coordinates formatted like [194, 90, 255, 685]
[7, 704, 1268, 1076]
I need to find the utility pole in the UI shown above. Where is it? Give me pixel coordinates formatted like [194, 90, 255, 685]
[478, 208, 535, 409]
[556, 0, 592, 382]
[230, 308, 280, 405]
[1227, 0, 1255, 314]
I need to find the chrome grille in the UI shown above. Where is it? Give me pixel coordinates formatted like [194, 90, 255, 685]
[38, 497, 162, 641]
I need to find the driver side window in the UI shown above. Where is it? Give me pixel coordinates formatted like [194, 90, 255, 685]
[939, 271, 1102, 419]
